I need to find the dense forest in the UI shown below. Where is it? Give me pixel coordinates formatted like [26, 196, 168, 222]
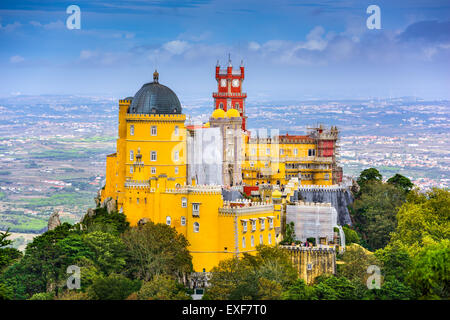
[0, 168, 448, 300]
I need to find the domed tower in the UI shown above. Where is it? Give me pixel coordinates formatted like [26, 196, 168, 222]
[128, 70, 182, 115]
[104, 70, 187, 212]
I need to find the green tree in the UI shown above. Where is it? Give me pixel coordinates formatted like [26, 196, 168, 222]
[367, 278, 415, 300]
[387, 174, 414, 193]
[122, 221, 193, 281]
[352, 182, 406, 250]
[282, 222, 296, 245]
[0, 229, 22, 271]
[356, 168, 382, 195]
[258, 278, 283, 300]
[337, 244, 379, 284]
[375, 242, 412, 283]
[0, 223, 100, 299]
[0, 283, 13, 300]
[407, 239, 449, 299]
[281, 279, 316, 300]
[136, 274, 191, 300]
[87, 273, 141, 300]
[342, 225, 360, 245]
[314, 275, 363, 300]
[204, 245, 297, 300]
[28, 292, 55, 300]
[391, 188, 450, 251]
[202, 257, 253, 300]
[82, 231, 127, 275]
[81, 207, 130, 235]
[0, 223, 75, 298]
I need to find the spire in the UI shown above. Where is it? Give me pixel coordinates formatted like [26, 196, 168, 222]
[216, 60, 220, 67]
[153, 69, 159, 83]
[228, 53, 232, 67]
[240, 59, 244, 67]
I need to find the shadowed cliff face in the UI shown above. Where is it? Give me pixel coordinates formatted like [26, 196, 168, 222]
[297, 189, 353, 226]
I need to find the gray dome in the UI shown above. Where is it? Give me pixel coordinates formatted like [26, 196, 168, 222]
[128, 71, 182, 115]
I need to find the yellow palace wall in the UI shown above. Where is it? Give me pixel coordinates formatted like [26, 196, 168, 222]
[240, 134, 333, 186]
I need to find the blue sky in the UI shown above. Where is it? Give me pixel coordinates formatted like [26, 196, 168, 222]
[1, 0, 449, 101]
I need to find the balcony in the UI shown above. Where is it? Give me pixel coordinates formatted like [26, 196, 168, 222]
[212, 92, 247, 98]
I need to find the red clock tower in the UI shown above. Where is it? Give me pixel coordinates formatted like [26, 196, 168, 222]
[213, 55, 247, 130]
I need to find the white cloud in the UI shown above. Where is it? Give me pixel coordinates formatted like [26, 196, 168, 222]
[163, 40, 189, 55]
[43, 20, 64, 30]
[0, 21, 22, 32]
[10, 55, 25, 63]
[301, 26, 328, 51]
[29, 21, 42, 27]
[29, 20, 65, 30]
[248, 41, 261, 51]
[80, 50, 98, 60]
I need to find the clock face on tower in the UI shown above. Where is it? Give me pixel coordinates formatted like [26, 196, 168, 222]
[220, 79, 227, 87]
[232, 79, 239, 87]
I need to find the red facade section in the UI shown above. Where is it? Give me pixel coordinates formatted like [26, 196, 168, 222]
[320, 140, 335, 157]
[243, 186, 259, 197]
[213, 60, 247, 130]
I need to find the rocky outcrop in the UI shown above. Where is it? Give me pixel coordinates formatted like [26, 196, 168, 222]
[102, 197, 117, 214]
[86, 208, 95, 218]
[351, 179, 360, 195]
[48, 210, 61, 231]
[81, 196, 118, 224]
[94, 190, 102, 207]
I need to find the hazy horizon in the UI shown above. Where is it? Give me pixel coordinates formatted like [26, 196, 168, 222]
[1, 0, 450, 100]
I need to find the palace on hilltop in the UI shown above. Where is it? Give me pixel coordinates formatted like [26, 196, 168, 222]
[100, 59, 343, 273]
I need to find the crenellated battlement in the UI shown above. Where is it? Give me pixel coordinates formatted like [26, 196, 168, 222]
[290, 201, 332, 207]
[125, 113, 186, 120]
[165, 185, 222, 195]
[119, 99, 132, 104]
[281, 245, 336, 252]
[298, 185, 347, 192]
[219, 201, 274, 216]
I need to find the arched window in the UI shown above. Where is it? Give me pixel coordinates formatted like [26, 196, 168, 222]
[242, 236, 246, 248]
[130, 125, 134, 136]
[181, 216, 186, 226]
[268, 233, 272, 244]
[181, 197, 187, 208]
[151, 126, 157, 136]
[174, 126, 179, 136]
[129, 150, 134, 161]
[260, 234, 263, 245]
[193, 222, 200, 233]
[166, 216, 171, 226]
[251, 235, 254, 247]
